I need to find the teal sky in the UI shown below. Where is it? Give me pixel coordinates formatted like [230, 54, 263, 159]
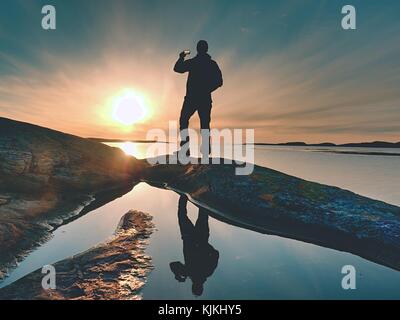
[0, 0, 399, 143]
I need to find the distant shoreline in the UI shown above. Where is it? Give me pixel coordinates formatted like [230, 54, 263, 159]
[312, 150, 400, 157]
[250, 141, 400, 148]
[89, 138, 400, 149]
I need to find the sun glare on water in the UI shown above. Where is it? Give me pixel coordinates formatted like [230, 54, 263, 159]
[120, 142, 138, 156]
[112, 89, 148, 125]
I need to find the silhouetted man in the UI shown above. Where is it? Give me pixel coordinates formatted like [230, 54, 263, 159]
[170, 195, 219, 297]
[174, 40, 223, 157]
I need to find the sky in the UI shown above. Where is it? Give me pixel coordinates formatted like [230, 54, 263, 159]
[0, 0, 399, 143]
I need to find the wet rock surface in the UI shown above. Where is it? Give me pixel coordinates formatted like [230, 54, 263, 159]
[0, 117, 146, 277]
[0, 210, 154, 300]
[143, 160, 400, 271]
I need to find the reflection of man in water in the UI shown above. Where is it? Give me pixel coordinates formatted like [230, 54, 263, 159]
[170, 195, 219, 296]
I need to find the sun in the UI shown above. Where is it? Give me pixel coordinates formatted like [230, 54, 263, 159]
[112, 89, 148, 125]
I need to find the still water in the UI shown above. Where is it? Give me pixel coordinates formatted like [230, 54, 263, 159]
[1, 143, 400, 299]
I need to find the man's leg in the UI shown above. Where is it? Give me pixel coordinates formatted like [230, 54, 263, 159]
[194, 208, 210, 243]
[179, 98, 197, 155]
[198, 103, 212, 156]
[178, 195, 195, 239]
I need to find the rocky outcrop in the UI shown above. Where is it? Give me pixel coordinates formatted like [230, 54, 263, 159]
[2, 116, 400, 297]
[0, 117, 147, 277]
[143, 160, 400, 271]
[0, 210, 154, 300]
[0, 117, 144, 193]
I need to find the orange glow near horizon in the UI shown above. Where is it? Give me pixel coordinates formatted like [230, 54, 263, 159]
[1, 48, 399, 144]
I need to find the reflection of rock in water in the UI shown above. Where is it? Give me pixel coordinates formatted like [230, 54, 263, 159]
[0, 117, 146, 278]
[144, 161, 400, 272]
[0, 210, 154, 300]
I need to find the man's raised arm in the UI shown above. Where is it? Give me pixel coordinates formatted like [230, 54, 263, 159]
[174, 52, 190, 73]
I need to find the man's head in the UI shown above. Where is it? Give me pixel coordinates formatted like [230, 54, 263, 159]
[196, 40, 208, 55]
